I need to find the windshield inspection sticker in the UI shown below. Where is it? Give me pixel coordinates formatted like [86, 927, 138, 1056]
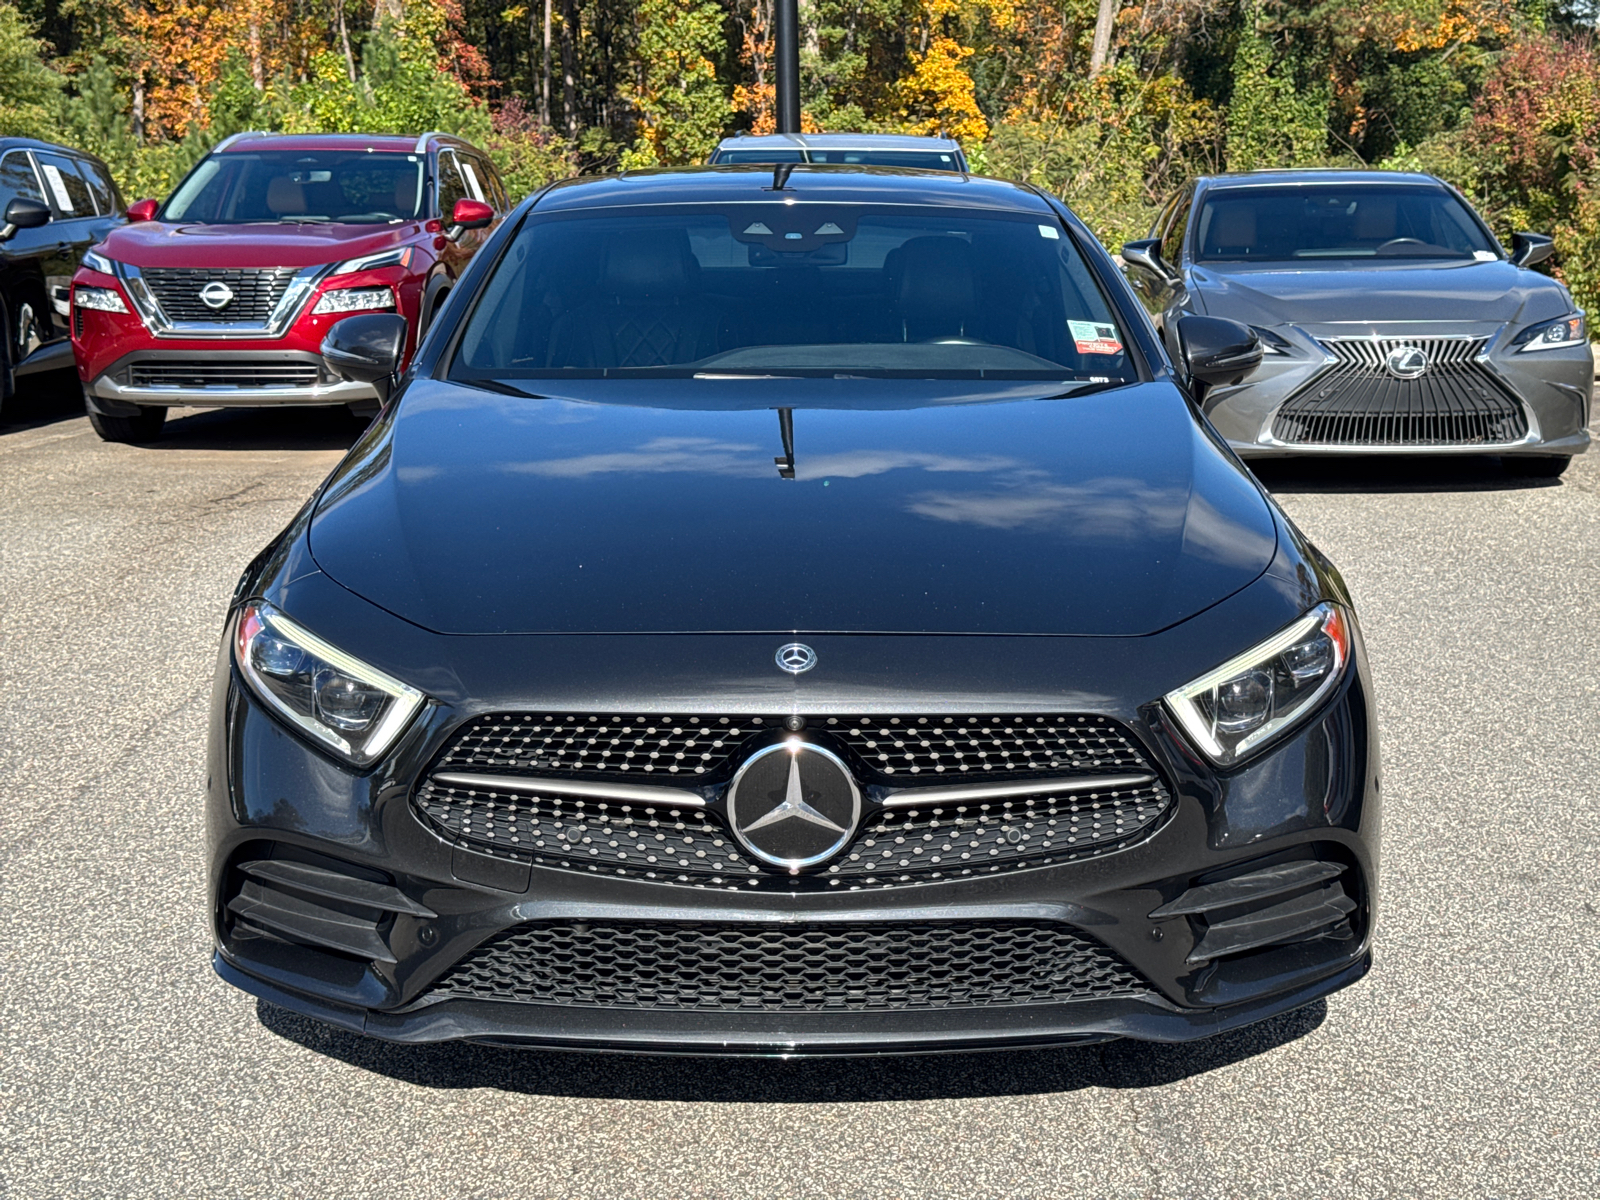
[1069, 320, 1123, 355]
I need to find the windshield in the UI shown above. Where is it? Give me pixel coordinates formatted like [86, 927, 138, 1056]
[451, 206, 1136, 381]
[1194, 184, 1499, 262]
[716, 149, 962, 170]
[163, 151, 426, 224]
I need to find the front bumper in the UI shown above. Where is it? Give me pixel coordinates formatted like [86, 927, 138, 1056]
[84, 348, 377, 411]
[206, 600, 1381, 1055]
[1206, 322, 1593, 459]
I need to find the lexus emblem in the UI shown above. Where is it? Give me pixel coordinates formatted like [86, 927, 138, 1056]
[198, 281, 235, 310]
[775, 642, 816, 674]
[1384, 344, 1429, 379]
[726, 740, 860, 871]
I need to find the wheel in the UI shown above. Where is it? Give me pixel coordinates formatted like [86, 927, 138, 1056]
[87, 405, 167, 443]
[1503, 454, 1571, 479]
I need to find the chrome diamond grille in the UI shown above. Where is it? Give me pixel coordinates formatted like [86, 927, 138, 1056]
[434, 712, 1150, 782]
[1272, 336, 1527, 446]
[413, 774, 1171, 890]
[141, 267, 298, 323]
[420, 920, 1153, 1011]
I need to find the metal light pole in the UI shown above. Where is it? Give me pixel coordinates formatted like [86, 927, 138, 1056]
[774, 0, 801, 134]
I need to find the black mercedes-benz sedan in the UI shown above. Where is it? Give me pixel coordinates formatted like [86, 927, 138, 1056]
[207, 166, 1380, 1054]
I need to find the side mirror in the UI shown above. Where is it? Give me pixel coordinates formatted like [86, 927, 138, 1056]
[321, 313, 408, 404]
[1177, 315, 1262, 388]
[125, 199, 160, 222]
[1, 196, 52, 240]
[451, 198, 494, 231]
[1510, 232, 1554, 268]
[1121, 238, 1175, 283]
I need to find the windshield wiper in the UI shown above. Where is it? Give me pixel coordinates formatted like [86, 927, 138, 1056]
[464, 378, 550, 399]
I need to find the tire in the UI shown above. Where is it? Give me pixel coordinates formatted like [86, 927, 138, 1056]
[87, 405, 167, 443]
[1503, 454, 1571, 479]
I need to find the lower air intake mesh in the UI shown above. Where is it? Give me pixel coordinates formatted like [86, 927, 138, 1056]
[422, 921, 1152, 1011]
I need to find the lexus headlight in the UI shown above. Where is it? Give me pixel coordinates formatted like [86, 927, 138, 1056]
[234, 601, 424, 766]
[1513, 312, 1585, 351]
[1165, 603, 1350, 767]
[312, 286, 396, 315]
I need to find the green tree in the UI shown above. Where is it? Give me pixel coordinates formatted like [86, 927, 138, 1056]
[0, 0, 61, 137]
[621, 0, 729, 166]
[1226, 0, 1328, 170]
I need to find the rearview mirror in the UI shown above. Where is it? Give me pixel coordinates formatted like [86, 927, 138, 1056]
[1509, 232, 1554, 268]
[1, 197, 51, 240]
[1121, 239, 1175, 283]
[125, 199, 160, 223]
[321, 313, 408, 404]
[451, 198, 494, 231]
[1177, 315, 1262, 388]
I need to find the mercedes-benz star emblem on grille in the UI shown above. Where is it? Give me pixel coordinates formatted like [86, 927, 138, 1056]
[198, 281, 235, 310]
[775, 642, 816, 674]
[1384, 344, 1429, 379]
[726, 740, 860, 871]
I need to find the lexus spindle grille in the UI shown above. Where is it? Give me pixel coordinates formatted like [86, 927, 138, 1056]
[1271, 336, 1528, 446]
[128, 361, 323, 389]
[140, 267, 299, 323]
[419, 920, 1153, 1011]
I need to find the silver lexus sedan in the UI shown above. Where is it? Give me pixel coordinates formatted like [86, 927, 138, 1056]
[1123, 170, 1592, 477]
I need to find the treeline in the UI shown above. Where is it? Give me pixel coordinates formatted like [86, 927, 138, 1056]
[1, 0, 1598, 308]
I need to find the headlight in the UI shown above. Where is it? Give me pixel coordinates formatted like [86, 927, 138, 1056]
[312, 287, 396, 315]
[234, 601, 424, 766]
[1165, 602, 1350, 767]
[74, 286, 128, 313]
[82, 249, 117, 275]
[1249, 326, 1295, 356]
[1513, 312, 1585, 352]
[332, 247, 415, 275]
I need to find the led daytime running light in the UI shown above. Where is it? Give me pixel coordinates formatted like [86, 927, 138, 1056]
[74, 286, 128, 313]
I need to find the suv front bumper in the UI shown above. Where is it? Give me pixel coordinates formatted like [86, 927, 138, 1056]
[85, 348, 378, 411]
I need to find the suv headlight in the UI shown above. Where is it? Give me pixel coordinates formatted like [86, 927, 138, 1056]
[332, 247, 415, 275]
[74, 286, 128, 313]
[312, 286, 396, 315]
[234, 601, 424, 766]
[1165, 602, 1351, 767]
[82, 249, 117, 275]
[1512, 312, 1585, 352]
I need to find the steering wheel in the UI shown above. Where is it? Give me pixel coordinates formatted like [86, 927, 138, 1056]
[1376, 238, 1429, 254]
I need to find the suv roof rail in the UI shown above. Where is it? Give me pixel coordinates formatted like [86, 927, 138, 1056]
[213, 130, 269, 153]
[413, 131, 458, 154]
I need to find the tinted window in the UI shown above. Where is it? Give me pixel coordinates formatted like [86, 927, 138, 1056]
[437, 152, 469, 217]
[714, 149, 805, 164]
[164, 151, 427, 223]
[467, 153, 506, 208]
[806, 150, 960, 170]
[452, 206, 1135, 380]
[79, 159, 118, 215]
[1161, 192, 1191, 265]
[35, 153, 95, 217]
[0, 151, 44, 211]
[1194, 184, 1497, 261]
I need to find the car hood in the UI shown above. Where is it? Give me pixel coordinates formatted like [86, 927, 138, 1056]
[1190, 259, 1569, 327]
[97, 220, 425, 270]
[307, 378, 1279, 636]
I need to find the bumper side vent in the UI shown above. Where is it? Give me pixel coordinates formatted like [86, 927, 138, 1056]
[1152, 858, 1357, 965]
[226, 855, 434, 965]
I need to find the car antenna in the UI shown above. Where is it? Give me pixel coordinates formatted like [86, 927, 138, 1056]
[771, 163, 794, 191]
[774, 408, 796, 479]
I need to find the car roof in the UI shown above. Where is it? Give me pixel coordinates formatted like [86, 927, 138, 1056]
[0, 136, 105, 160]
[715, 133, 964, 152]
[1198, 168, 1446, 190]
[214, 132, 463, 154]
[532, 164, 1051, 214]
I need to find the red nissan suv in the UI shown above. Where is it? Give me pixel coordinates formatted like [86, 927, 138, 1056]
[71, 131, 506, 442]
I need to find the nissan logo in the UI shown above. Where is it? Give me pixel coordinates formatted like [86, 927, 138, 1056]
[198, 281, 235, 310]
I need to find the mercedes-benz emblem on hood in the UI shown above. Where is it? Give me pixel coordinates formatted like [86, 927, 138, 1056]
[198, 281, 235, 311]
[1384, 344, 1429, 379]
[727, 740, 860, 871]
[775, 643, 816, 674]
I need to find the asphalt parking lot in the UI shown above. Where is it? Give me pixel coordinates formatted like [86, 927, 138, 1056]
[2, 376, 1597, 1200]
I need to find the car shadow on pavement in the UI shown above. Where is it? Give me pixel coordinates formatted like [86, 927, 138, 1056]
[257, 997, 1326, 1101]
[1250, 454, 1565, 494]
[141, 405, 371, 452]
[0, 369, 85, 433]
